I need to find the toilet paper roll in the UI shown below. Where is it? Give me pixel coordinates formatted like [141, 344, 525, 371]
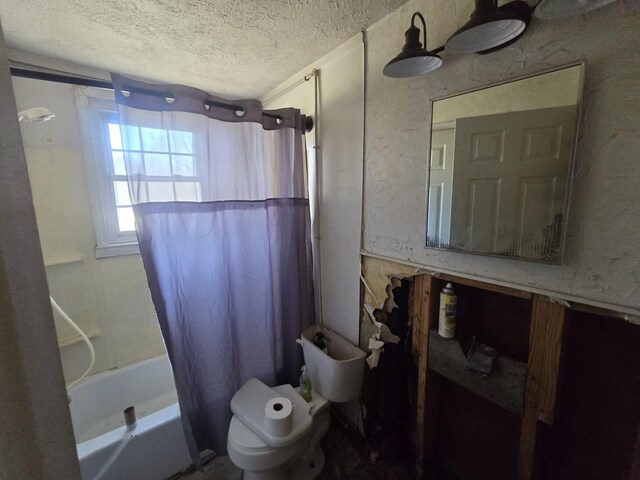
[264, 397, 293, 437]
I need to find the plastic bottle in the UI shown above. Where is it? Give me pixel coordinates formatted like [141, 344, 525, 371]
[299, 366, 312, 402]
[438, 282, 457, 339]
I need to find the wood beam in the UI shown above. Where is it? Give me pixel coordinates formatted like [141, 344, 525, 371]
[517, 295, 567, 480]
[415, 274, 441, 479]
[410, 276, 421, 364]
[526, 295, 567, 424]
[432, 271, 532, 300]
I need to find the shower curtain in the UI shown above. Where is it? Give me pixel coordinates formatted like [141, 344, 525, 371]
[111, 74, 314, 466]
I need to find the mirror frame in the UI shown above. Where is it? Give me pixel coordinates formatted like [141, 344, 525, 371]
[425, 61, 585, 264]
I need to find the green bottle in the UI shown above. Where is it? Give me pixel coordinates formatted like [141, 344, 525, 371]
[299, 365, 312, 402]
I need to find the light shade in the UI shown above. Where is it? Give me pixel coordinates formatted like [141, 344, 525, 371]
[535, 0, 618, 19]
[445, 0, 528, 54]
[383, 12, 442, 78]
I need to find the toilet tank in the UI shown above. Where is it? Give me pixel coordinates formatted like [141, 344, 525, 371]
[301, 325, 366, 403]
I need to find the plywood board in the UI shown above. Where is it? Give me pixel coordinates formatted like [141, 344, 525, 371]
[428, 333, 527, 414]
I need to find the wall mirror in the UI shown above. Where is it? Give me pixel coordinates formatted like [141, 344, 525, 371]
[426, 63, 584, 263]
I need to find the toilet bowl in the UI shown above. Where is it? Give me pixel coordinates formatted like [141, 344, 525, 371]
[227, 325, 366, 480]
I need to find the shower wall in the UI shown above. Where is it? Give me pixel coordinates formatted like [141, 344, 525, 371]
[12, 76, 165, 382]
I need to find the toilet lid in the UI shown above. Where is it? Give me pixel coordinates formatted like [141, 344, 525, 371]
[230, 378, 313, 448]
[228, 416, 273, 453]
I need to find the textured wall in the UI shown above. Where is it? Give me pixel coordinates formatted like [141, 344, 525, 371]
[13, 77, 165, 382]
[363, 0, 640, 314]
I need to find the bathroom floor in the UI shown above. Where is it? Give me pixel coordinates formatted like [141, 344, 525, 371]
[178, 418, 415, 480]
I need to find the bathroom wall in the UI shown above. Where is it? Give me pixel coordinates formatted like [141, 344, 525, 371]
[363, 0, 640, 315]
[0, 27, 81, 478]
[263, 1, 640, 354]
[263, 34, 364, 345]
[12, 76, 165, 383]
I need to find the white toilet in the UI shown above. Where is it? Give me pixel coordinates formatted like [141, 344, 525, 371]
[227, 325, 367, 480]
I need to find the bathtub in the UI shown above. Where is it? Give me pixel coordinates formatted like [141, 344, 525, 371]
[69, 355, 193, 480]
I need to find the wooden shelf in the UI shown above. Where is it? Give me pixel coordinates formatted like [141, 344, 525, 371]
[428, 331, 526, 414]
[412, 273, 567, 480]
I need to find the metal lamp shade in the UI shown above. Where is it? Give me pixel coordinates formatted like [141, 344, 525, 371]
[383, 14, 442, 78]
[383, 50, 442, 78]
[445, 0, 527, 54]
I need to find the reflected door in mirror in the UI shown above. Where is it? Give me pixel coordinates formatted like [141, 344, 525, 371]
[426, 64, 583, 263]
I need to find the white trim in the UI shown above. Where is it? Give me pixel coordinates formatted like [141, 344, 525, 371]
[260, 32, 362, 103]
[95, 242, 140, 259]
[432, 121, 456, 131]
[76, 86, 139, 257]
[360, 249, 640, 319]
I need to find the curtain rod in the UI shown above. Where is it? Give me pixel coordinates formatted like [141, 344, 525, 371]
[10, 66, 113, 89]
[10, 67, 314, 132]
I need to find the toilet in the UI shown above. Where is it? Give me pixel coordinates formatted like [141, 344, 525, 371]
[227, 325, 367, 480]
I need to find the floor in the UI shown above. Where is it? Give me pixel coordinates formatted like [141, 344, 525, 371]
[178, 417, 415, 480]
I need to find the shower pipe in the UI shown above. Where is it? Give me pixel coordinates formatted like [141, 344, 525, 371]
[50, 296, 96, 391]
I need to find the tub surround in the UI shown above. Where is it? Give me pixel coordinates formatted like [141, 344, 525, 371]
[12, 76, 166, 384]
[69, 355, 191, 480]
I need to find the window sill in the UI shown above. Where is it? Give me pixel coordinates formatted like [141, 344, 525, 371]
[95, 242, 140, 259]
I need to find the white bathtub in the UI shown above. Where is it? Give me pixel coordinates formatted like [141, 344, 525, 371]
[69, 355, 193, 480]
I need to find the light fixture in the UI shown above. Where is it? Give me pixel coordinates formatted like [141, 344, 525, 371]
[383, 12, 442, 78]
[18, 107, 56, 123]
[534, 0, 618, 19]
[445, 0, 529, 54]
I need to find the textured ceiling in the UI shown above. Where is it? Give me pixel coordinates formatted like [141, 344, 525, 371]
[0, 0, 409, 98]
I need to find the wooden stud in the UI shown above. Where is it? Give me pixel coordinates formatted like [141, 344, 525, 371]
[416, 274, 441, 479]
[410, 275, 422, 364]
[517, 294, 567, 480]
[526, 295, 567, 424]
[518, 402, 540, 480]
[429, 271, 532, 300]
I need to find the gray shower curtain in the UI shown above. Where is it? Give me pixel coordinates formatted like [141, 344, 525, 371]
[111, 74, 314, 467]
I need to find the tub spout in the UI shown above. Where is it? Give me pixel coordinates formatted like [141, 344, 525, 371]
[124, 406, 137, 430]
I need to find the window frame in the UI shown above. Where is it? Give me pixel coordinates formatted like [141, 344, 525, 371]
[77, 86, 202, 258]
[76, 87, 136, 258]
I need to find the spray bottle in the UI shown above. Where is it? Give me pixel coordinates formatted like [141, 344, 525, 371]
[438, 282, 457, 339]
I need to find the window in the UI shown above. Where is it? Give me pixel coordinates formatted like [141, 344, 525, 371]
[77, 87, 200, 258]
